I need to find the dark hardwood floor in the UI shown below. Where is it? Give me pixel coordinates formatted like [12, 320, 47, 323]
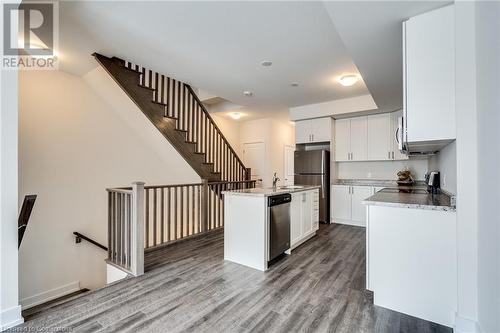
[13, 224, 452, 333]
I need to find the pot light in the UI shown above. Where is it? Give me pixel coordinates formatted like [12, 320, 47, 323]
[337, 74, 360, 87]
[261, 60, 273, 67]
[229, 112, 242, 120]
[243, 91, 253, 97]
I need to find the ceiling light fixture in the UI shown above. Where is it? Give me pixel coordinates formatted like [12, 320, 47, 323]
[337, 74, 360, 87]
[229, 112, 242, 120]
[243, 91, 253, 97]
[290, 82, 299, 87]
[261, 60, 273, 67]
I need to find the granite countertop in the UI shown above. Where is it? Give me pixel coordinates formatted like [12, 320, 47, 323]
[222, 185, 320, 197]
[363, 188, 456, 212]
[332, 179, 427, 187]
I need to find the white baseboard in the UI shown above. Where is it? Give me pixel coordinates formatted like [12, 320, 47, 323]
[332, 218, 366, 227]
[455, 314, 480, 333]
[0, 305, 23, 331]
[20, 281, 80, 310]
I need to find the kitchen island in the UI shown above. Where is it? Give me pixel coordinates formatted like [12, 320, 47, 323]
[363, 188, 456, 327]
[223, 186, 319, 271]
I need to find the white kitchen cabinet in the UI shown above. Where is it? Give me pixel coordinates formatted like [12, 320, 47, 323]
[295, 121, 310, 144]
[367, 114, 391, 161]
[350, 117, 368, 161]
[311, 189, 319, 231]
[334, 117, 367, 161]
[336, 113, 408, 162]
[331, 185, 351, 220]
[301, 192, 313, 236]
[290, 189, 320, 249]
[391, 111, 409, 160]
[334, 119, 350, 162]
[404, 5, 456, 145]
[295, 117, 332, 144]
[331, 185, 373, 227]
[351, 186, 373, 223]
[290, 193, 303, 246]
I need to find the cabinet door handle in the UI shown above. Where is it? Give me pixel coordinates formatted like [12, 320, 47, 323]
[388, 151, 391, 159]
[392, 151, 395, 159]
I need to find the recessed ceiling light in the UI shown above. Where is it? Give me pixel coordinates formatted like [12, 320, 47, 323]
[261, 60, 273, 67]
[290, 82, 299, 87]
[243, 91, 253, 97]
[229, 112, 242, 120]
[337, 74, 360, 87]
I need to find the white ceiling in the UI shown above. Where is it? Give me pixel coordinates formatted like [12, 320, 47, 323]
[322, 1, 450, 112]
[58, 1, 448, 115]
[58, 1, 368, 109]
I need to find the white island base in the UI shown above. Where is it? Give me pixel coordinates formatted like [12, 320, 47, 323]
[223, 187, 319, 271]
[366, 204, 457, 327]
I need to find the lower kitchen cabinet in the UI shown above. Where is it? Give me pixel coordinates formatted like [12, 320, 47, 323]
[290, 189, 319, 249]
[331, 185, 373, 227]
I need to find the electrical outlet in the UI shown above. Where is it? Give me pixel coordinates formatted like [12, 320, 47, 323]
[442, 174, 446, 187]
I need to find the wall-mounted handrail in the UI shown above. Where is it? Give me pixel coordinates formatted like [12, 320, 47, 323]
[73, 232, 108, 251]
[18, 195, 37, 248]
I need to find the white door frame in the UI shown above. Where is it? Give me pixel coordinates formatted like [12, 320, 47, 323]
[283, 144, 295, 186]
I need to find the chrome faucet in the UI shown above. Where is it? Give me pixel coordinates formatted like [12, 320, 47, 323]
[272, 172, 280, 189]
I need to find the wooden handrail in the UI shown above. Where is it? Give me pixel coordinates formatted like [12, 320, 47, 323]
[73, 232, 108, 251]
[184, 84, 248, 173]
[18, 195, 37, 248]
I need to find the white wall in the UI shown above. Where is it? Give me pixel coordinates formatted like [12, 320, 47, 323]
[454, 2, 479, 331]
[0, 68, 23, 329]
[289, 94, 377, 121]
[211, 116, 295, 188]
[210, 114, 241, 155]
[475, 2, 500, 333]
[18, 68, 199, 308]
[336, 158, 429, 181]
[428, 141, 457, 194]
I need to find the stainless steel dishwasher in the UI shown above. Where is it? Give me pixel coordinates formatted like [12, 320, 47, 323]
[268, 193, 291, 262]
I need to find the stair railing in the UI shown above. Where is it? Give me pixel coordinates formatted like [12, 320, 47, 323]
[18, 195, 37, 248]
[106, 180, 255, 273]
[106, 182, 145, 276]
[123, 60, 251, 182]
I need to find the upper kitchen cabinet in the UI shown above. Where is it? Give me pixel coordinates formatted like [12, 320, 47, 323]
[403, 5, 456, 151]
[367, 113, 391, 161]
[336, 114, 407, 162]
[295, 117, 333, 144]
[335, 117, 368, 162]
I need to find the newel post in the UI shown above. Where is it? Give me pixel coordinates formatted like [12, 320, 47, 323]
[131, 181, 145, 276]
[200, 179, 209, 232]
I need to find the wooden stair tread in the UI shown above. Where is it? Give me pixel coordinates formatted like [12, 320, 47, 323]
[92, 53, 251, 182]
[138, 84, 155, 91]
[152, 100, 168, 107]
[122, 66, 143, 75]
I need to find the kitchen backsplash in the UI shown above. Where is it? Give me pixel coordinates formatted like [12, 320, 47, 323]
[335, 158, 430, 180]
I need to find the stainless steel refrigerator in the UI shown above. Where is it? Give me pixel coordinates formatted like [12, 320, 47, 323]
[294, 150, 330, 223]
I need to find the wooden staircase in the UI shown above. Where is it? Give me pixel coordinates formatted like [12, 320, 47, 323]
[93, 53, 250, 182]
